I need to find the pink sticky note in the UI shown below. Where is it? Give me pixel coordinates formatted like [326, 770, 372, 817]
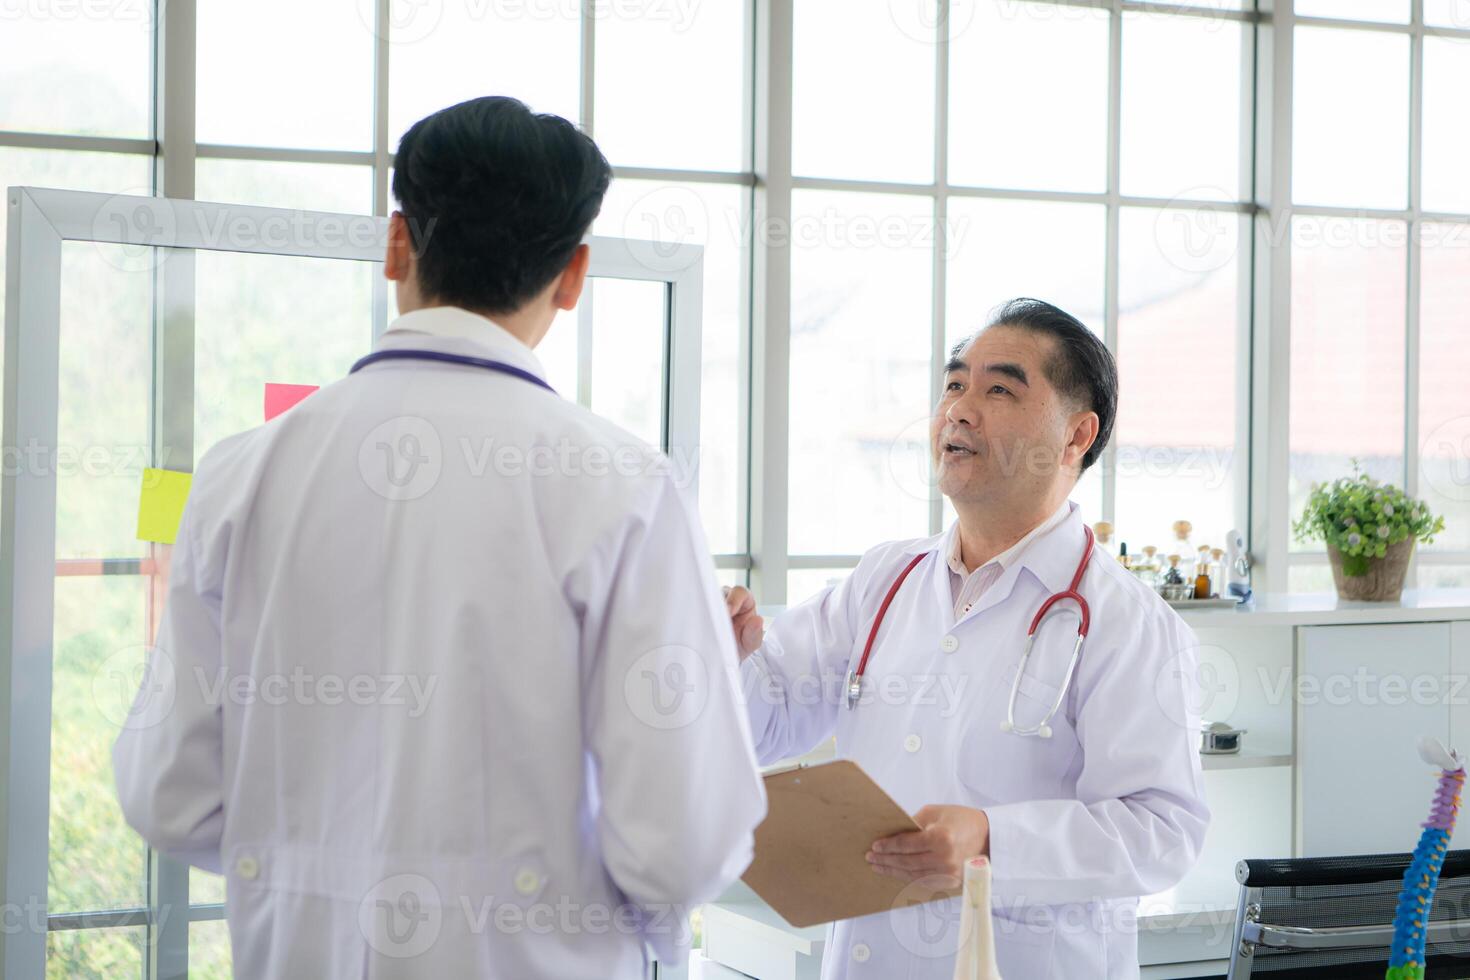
[264, 383, 320, 422]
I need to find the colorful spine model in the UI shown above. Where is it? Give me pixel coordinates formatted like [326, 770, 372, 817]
[1386, 737, 1465, 980]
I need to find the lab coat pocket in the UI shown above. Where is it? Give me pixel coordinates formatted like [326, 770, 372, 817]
[957, 667, 1080, 805]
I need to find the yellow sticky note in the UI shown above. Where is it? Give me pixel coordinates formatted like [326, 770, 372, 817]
[137, 468, 193, 544]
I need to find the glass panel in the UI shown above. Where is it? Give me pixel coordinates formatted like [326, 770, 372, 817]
[196, 159, 375, 214]
[0, 149, 152, 329]
[1288, 563, 1336, 593]
[595, 1, 746, 171]
[1425, 0, 1470, 28]
[593, 178, 746, 553]
[1131, 0, 1245, 7]
[50, 575, 149, 915]
[1422, 38, 1470, 217]
[1293, 27, 1410, 210]
[1418, 564, 1470, 588]
[0, 3, 151, 138]
[787, 568, 852, 607]
[1115, 207, 1242, 560]
[589, 278, 665, 448]
[1294, 0, 1411, 22]
[46, 925, 145, 979]
[1417, 221, 1470, 552]
[1119, 12, 1244, 202]
[945, 198, 1106, 351]
[55, 244, 151, 561]
[386, 0, 580, 147]
[191, 866, 227, 905]
[194, 252, 376, 459]
[197, 0, 374, 151]
[793, 0, 935, 182]
[1289, 216, 1408, 550]
[949, 1, 1109, 193]
[788, 190, 932, 554]
[189, 919, 233, 979]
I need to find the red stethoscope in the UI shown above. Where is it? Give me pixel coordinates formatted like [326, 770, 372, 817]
[843, 525, 1095, 739]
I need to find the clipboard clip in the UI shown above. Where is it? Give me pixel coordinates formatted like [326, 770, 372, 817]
[845, 670, 862, 709]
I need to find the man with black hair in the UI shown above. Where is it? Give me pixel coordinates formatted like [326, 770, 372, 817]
[726, 299, 1208, 979]
[115, 97, 766, 979]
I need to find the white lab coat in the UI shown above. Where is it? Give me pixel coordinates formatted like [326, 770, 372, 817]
[113, 307, 767, 979]
[741, 502, 1209, 979]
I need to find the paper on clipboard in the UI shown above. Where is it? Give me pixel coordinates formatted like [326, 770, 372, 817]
[740, 759, 962, 928]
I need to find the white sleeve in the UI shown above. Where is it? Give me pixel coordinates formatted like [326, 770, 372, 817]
[111, 497, 226, 874]
[569, 476, 767, 929]
[983, 608, 1210, 906]
[738, 561, 867, 766]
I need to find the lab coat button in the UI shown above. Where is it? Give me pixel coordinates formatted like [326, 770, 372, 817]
[234, 856, 259, 881]
[852, 942, 871, 962]
[514, 869, 541, 896]
[904, 733, 922, 753]
[940, 634, 960, 653]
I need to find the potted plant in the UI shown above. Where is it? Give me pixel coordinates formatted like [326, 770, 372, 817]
[1292, 462, 1445, 601]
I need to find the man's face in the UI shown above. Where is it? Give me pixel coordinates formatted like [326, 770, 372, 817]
[930, 325, 1088, 507]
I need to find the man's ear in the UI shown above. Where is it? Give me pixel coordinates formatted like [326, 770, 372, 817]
[1066, 411, 1100, 471]
[385, 212, 413, 283]
[552, 243, 592, 311]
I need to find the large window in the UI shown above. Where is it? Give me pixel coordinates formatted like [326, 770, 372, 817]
[1287, 2, 1470, 590]
[784, 0, 1254, 602]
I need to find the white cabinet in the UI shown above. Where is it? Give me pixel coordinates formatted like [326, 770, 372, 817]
[1297, 622, 1452, 856]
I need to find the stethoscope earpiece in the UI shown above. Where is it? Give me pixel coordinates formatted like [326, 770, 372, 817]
[999, 720, 1014, 733]
[1038, 724, 1053, 740]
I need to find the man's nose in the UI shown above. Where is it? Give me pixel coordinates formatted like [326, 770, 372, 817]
[946, 393, 977, 428]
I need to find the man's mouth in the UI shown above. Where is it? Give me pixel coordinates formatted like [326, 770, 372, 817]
[942, 442, 976, 457]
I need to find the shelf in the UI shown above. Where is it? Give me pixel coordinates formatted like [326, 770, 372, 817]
[1201, 749, 1292, 772]
[1177, 588, 1470, 628]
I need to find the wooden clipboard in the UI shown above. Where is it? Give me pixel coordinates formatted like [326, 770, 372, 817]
[740, 759, 962, 928]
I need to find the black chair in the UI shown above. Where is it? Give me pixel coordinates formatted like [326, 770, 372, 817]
[1227, 851, 1470, 978]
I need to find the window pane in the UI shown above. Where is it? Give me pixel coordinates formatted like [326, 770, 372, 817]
[788, 568, 852, 606]
[588, 279, 665, 447]
[191, 866, 226, 905]
[198, 0, 374, 151]
[196, 159, 375, 214]
[1131, 0, 1245, 7]
[386, 1, 580, 148]
[1116, 207, 1242, 557]
[46, 925, 145, 979]
[593, 179, 746, 553]
[1294, 0, 1411, 22]
[1419, 564, 1470, 588]
[56, 244, 151, 561]
[0, 4, 150, 138]
[1289, 217, 1407, 550]
[1423, 38, 1470, 216]
[1417, 222, 1470, 552]
[50, 576, 149, 915]
[793, 0, 935, 182]
[190, 919, 233, 979]
[1120, 13, 1244, 202]
[949, 2, 1108, 193]
[595, 2, 746, 171]
[195, 252, 375, 459]
[0, 149, 152, 326]
[1288, 562, 1336, 593]
[1425, 0, 1470, 28]
[945, 198, 1106, 351]
[789, 191, 933, 554]
[538, 307, 580, 396]
[1293, 28, 1409, 210]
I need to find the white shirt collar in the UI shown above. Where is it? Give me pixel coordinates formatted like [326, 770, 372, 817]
[944, 499, 1074, 578]
[379, 306, 548, 379]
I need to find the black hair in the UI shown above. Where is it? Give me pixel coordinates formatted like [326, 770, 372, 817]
[391, 96, 612, 315]
[954, 298, 1117, 473]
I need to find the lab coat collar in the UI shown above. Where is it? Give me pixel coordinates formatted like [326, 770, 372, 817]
[375, 306, 549, 384]
[911, 501, 1087, 628]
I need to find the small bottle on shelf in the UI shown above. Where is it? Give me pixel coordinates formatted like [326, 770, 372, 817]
[1194, 556, 1212, 600]
[1163, 555, 1185, 586]
[1210, 547, 1226, 598]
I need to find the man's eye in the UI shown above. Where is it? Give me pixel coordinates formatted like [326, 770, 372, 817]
[946, 381, 964, 392]
[989, 385, 1010, 396]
